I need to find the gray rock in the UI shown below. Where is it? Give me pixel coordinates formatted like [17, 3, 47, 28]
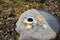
[15, 9, 59, 40]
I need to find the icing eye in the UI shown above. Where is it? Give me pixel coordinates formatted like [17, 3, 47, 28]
[27, 18, 33, 22]
[41, 24, 47, 29]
